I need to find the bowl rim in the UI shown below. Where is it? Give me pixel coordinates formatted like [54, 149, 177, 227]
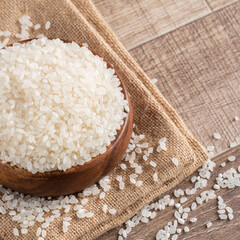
[0, 38, 132, 178]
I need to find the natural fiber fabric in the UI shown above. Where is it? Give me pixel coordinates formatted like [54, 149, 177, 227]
[0, 0, 208, 239]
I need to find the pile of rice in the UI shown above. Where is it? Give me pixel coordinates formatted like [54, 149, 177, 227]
[0, 38, 128, 173]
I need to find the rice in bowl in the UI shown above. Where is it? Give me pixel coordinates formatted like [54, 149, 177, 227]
[0, 38, 128, 173]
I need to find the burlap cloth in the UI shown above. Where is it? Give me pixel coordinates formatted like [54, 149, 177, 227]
[0, 0, 208, 239]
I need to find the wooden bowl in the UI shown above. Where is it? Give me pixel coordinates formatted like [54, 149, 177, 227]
[0, 39, 133, 197]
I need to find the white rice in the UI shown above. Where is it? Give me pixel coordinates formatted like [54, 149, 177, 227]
[221, 162, 226, 167]
[177, 218, 185, 224]
[189, 217, 197, 223]
[206, 221, 212, 228]
[150, 161, 157, 167]
[227, 156, 236, 162]
[234, 116, 239, 121]
[21, 228, 28, 234]
[37, 34, 45, 38]
[180, 197, 187, 204]
[81, 198, 88, 205]
[45, 21, 51, 30]
[120, 163, 127, 170]
[153, 173, 158, 182]
[228, 213, 234, 220]
[109, 208, 117, 215]
[0, 38, 128, 173]
[34, 24, 41, 30]
[207, 146, 214, 152]
[119, 181, 125, 189]
[171, 157, 179, 166]
[151, 78, 158, 84]
[41, 229, 46, 237]
[176, 228, 181, 234]
[191, 202, 197, 211]
[36, 227, 42, 236]
[213, 132, 221, 140]
[99, 192, 105, 199]
[13, 227, 19, 236]
[229, 141, 237, 148]
[136, 180, 143, 187]
[102, 204, 108, 213]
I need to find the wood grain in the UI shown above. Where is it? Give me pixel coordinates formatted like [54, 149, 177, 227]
[206, 0, 239, 10]
[93, 0, 211, 50]
[130, 2, 240, 154]
[94, 1, 240, 239]
[97, 145, 240, 240]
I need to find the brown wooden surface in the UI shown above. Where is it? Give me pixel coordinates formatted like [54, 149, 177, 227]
[206, 0, 239, 10]
[93, 0, 211, 50]
[130, 3, 240, 154]
[93, 0, 240, 239]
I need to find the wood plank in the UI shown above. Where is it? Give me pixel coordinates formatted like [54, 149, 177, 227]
[97, 145, 240, 240]
[206, 0, 239, 10]
[130, 2, 240, 154]
[96, 2, 240, 239]
[92, 0, 211, 50]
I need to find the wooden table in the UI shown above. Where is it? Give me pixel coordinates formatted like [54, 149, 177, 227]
[93, 0, 240, 239]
